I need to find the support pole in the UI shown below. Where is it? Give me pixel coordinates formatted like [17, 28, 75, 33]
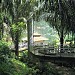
[27, 18, 34, 58]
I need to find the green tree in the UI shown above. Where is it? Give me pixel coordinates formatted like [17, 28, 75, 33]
[0, 0, 26, 56]
[10, 21, 26, 56]
[67, 0, 75, 45]
[35, 0, 74, 49]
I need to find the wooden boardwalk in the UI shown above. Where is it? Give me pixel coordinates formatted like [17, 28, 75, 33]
[32, 47, 75, 57]
[30, 47, 75, 66]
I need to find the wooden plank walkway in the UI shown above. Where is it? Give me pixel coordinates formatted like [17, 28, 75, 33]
[32, 48, 75, 58]
[30, 47, 75, 66]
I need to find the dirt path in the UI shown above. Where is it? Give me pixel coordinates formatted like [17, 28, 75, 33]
[48, 62, 75, 75]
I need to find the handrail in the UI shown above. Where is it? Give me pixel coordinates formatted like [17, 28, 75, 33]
[33, 46, 75, 56]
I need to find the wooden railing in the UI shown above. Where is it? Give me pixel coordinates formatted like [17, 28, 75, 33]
[33, 45, 75, 55]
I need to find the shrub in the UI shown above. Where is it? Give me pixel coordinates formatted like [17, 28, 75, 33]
[0, 41, 11, 57]
[0, 58, 31, 75]
[19, 50, 28, 63]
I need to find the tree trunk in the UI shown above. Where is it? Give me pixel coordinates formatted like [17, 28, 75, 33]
[15, 32, 19, 57]
[0, 27, 2, 40]
[60, 30, 64, 51]
[27, 19, 31, 58]
[74, 33, 75, 45]
[15, 42, 19, 57]
[59, 0, 64, 51]
[2, 24, 4, 38]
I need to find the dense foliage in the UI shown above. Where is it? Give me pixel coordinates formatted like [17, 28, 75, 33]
[0, 0, 75, 75]
[34, 0, 75, 47]
[0, 41, 37, 75]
